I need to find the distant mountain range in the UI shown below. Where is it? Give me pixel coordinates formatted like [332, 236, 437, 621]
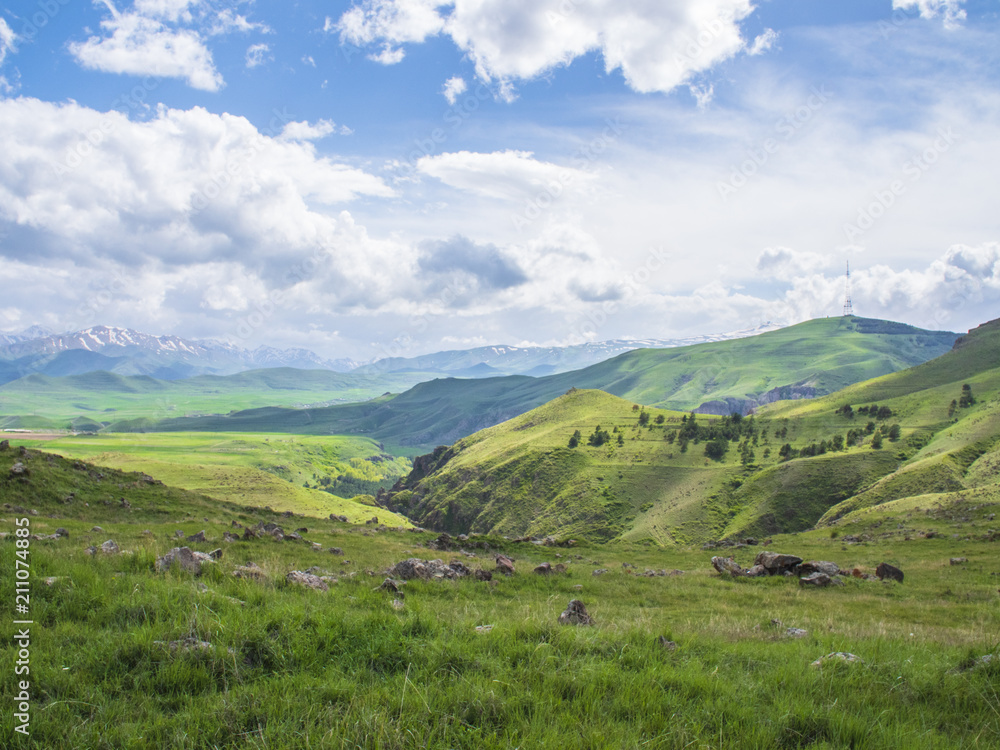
[0, 322, 783, 385]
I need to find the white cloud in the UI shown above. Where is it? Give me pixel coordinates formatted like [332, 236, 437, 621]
[689, 83, 714, 108]
[335, 0, 757, 94]
[208, 9, 271, 36]
[368, 44, 406, 65]
[302, 55, 316, 67]
[893, 1, 967, 30]
[442, 75, 467, 104]
[69, 8, 223, 91]
[747, 28, 778, 56]
[0, 18, 17, 65]
[757, 247, 831, 282]
[245, 42, 272, 69]
[416, 150, 595, 200]
[280, 119, 337, 141]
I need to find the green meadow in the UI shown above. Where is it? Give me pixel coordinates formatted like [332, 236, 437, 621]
[1, 446, 997, 749]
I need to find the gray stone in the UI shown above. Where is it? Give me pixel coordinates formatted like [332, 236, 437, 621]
[534, 562, 552, 574]
[811, 652, 864, 668]
[286, 570, 329, 591]
[558, 599, 593, 626]
[876, 562, 904, 583]
[232, 562, 267, 580]
[711, 556, 746, 577]
[186, 530, 206, 543]
[950, 557, 968, 565]
[754, 551, 803, 574]
[495, 554, 515, 576]
[99, 539, 120, 555]
[798, 560, 841, 577]
[156, 547, 204, 574]
[799, 572, 833, 587]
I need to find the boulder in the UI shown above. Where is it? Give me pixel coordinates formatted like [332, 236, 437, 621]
[9, 462, 29, 478]
[156, 547, 205, 574]
[557, 599, 593, 626]
[798, 560, 840, 577]
[376, 578, 404, 593]
[592, 569, 608, 576]
[0, 439, 8, 450]
[495, 554, 515, 576]
[186, 530, 207, 543]
[744, 564, 767, 577]
[388, 558, 469, 581]
[876, 562, 904, 583]
[711, 556, 746, 577]
[286, 571, 329, 591]
[474, 568, 493, 581]
[534, 562, 552, 575]
[330, 547, 344, 556]
[55, 528, 69, 538]
[232, 562, 267, 581]
[223, 532, 240, 542]
[753, 551, 803, 574]
[657, 636, 677, 650]
[99, 540, 120, 555]
[329, 514, 348, 522]
[799, 572, 833, 587]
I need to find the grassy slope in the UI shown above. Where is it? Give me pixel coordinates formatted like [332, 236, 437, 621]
[12, 432, 412, 524]
[0, 367, 432, 426]
[1, 446, 998, 749]
[147, 317, 957, 452]
[383, 319, 999, 543]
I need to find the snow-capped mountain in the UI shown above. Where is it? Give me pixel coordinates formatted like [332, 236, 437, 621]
[0, 322, 783, 385]
[0, 326, 359, 383]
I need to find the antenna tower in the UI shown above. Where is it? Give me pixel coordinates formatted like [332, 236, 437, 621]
[843, 261, 854, 317]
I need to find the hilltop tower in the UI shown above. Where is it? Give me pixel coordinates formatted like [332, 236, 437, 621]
[843, 261, 854, 317]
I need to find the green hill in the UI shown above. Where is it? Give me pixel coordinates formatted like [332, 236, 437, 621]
[380, 319, 998, 542]
[149, 317, 957, 452]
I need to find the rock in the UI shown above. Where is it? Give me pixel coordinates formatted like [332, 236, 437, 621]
[376, 578, 404, 593]
[474, 569, 493, 581]
[296, 527, 309, 533]
[286, 570, 329, 591]
[186, 530, 207, 543]
[391, 599, 405, 610]
[785, 628, 808, 638]
[329, 514, 348, 522]
[798, 560, 840, 577]
[495, 554, 515, 576]
[55, 528, 69, 538]
[154, 636, 214, 654]
[156, 547, 205, 574]
[99, 540, 120, 555]
[119, 497, 130, 508]
[950, 558, 968, 565]
[208, 548, 223, 560]
[554, 563, 567, 573]
[232, 562, 267, 580]
[592, 569, 608, 576]
[388, 558, 468, 581]
[474, 625, 494, 633]
[174, 530, 185, 538]
[9, 461, 29, 478]
[285, 532, 302, 542]
[223, 532, 240, 542]
[365, 516, 379, 526]
[753, 551, 803, 575]
[43, 576, 64, 586]
[811, 652, 864, 668]
[876, 562, 904, 583]
[534, 562, 552, 574]
[330, 547, 344, 555]
[242, 527, 258, 540]
[0, 439, 8, 450]
[744, 564, 767, 577]
[799, 572, 833, 587]
[557, 599, 593, 626]
[141, 529, 154, 537]
[657, 636, 677, 651]
[711, 556, 746, 577]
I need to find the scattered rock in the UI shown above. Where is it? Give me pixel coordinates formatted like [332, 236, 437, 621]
[534, 562, 552, 575]
[153, 636, 217, 654]
[876, 562, 904, 583]
[950, 558, 968, 566]
[156, 547, 210, 574]
[223, 532, 240, 542]
[141, 530, 154, 538]
[9, 461, 29, 478]
[376, 578, 404, 594]
[286, 571, 329, 591]
[475, 625, 494, 633]
[174, 530, 185, 538]
[330, 547, 344, 555]
[0, 439, 8, 450]
[798, 560, 840, 577]
[186, 530, 207, 543]
[744, 564, 767, 577]
[387, 558, 470, 581]
[232, 562, 267, 581]
[657, 636, 677, 650]
[785, 628, 808, 639]
[799, 572, 834, 587]
[54, 528, 69, 538]
[557, 599, 593, 626]
[754, 551, 803, 575]
[119, 497, 130, 509]
[592, 569, 608, 576]
[811, 652, 864, 668]
[365, 516, 379, 526]
[43, 576, 64, 586]
[329, 514, 348, 522]
[391, 599, 405, 610]
[474, 569, 493, 581]
[495, 554, 515, 576]
[711, 556, 746, 577]
[97, 540, 120, 555]
[92, 526, 104, 533]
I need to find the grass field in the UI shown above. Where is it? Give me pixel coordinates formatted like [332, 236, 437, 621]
[11, 432, 413, 523]
[1, 446, 997, 749]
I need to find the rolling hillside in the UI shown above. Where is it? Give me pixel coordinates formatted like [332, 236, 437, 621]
[149, 316, 957, 452]
[379, 318, 998, 543]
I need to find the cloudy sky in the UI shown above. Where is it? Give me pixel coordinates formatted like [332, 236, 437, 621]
[0, 0, 998, 360]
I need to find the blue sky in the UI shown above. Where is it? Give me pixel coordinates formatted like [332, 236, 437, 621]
[0, 0, 998, 360]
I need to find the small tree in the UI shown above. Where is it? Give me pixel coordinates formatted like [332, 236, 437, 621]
[654, 414, 665, 425]
[887, 424, 901, 441]
[959, 384, 975, 408]
[638, 411, 650, 427]
[568, 430, 582, 448]
[704, 438, 728, 461]
[871, 430, 883, 449]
